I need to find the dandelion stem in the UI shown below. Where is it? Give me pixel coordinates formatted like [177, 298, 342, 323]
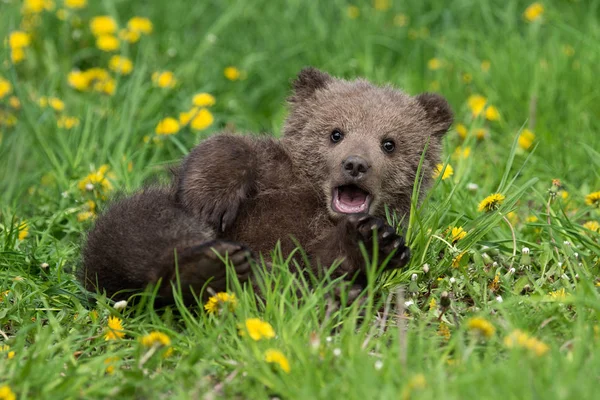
[502, 215, 517, 269]
[546, 196, 561, 260]
[395, 287, 407, 367]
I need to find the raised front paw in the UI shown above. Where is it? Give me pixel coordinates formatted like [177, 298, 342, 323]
[347, 214, 410, 270]
[176, 240, 253, 294]
[198, 190, 247, 233]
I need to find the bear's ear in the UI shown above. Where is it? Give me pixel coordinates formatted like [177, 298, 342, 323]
[415, 93, 453, 136]
[290, 67, 332, 103]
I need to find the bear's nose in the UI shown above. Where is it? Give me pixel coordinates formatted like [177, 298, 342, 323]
[342, 156, 370, 179]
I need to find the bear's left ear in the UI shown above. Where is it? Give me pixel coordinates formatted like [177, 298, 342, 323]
[289, 67, 332, 104]
[415, 93, 453, 136]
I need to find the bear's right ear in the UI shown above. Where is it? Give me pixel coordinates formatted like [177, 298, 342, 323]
[289, 67, 332, 103]
[415, 93, 454, 137]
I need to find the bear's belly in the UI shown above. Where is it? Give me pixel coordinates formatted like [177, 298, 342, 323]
[226, 188, 329, 258]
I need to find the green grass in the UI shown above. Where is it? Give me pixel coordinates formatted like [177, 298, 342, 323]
[2, 0, 600, 398]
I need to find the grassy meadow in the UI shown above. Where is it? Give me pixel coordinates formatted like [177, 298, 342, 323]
[1, 0, 600, 398]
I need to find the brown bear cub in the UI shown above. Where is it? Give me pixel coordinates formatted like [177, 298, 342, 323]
[80, 68, 453, 305]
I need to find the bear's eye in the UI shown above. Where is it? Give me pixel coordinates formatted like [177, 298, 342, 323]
[330, 129, 344, 143]
[382, 140, 396, 153]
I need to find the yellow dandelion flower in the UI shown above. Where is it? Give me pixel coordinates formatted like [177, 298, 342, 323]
[18, 221, 29, 240]
[583, 221, 600, 233]
[433, 163, 453, 180]
[140, 331, 171, 347]
[204, 292, 238, 314]
[518, 129, 535, 150]
[118, 29, 140, 43]
[10, 48, 25, 64]
[347, 6, 360, 19]
[429, 298, 437, 311]
[190, 109, 214, 131]
[96, 35, 120, 52]
[477, 193, 505, 212]
[155, 117, 180, 135]
[241, 318, 275, 341]
[467, 94, 487, 117]
[192, 93, 216, 107]
[427, 58, 442, 71]
[0, 111, 18, 127]
[48, 97, 65, 112]
[9, 31, 31, 49]
[90, 16, 118, 36]
[224, 66, 241, 81]
[264, 349, 291, 373]
[77, 211, 94, 222]
[1, 345, 15, 360]
[9, 96, 21, 110]
[0, 384, 16, 400]
[109, 56, 133, 75]
[179, 108, 198, 126]
[454, 123, 466, 139]
[68, 70, 90, 91]
[77, 164, 114, 193]
[127, 17, 153, 35]
[93, 78, 116, 95]
[57, 115, 80, 129]
[104, 356, 119, 374]
[0, 290, 10, 302]
[373, 0, 391, 11]
[526, 215, 538, 223]
[548, 288, 568, 300]
[467, 317, 495, 338]
[450, 226, 467, 243]
[480, 60, 491, 72]
[485, 105, 500, 121]
[0, 78, 12, 99]
[152, 71, 177, 88]
[438, 322, 450, 341]
[504, 329, 549, 356]
[475, 128, 487, 140]
[393, 14, 409, 27]
[65, 0, 86, 9]
[401, 374, 427, 400]
[452, 146, 471, 159]
[489, 273, 500, 292]
[104, 316, 125, 340]
[22, 0, 54, 14]
[585, 191, 600, 208]
[452, 252, 465, 268]
[524, 3, 544, 22]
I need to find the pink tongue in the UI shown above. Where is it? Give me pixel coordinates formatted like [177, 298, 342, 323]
[339, 188, 366, 206]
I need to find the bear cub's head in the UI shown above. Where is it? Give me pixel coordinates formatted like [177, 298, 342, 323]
[282, 67, 453, 220]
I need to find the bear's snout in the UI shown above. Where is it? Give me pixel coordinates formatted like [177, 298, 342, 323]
[342, 155, 370, 180]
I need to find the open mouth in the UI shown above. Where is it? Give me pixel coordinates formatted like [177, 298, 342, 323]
[332, 185, 371, 214]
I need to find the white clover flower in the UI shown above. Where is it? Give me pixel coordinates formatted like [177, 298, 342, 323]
[496, 296, 503, 303]
[449, 277, 456, 284]
[522, 247, 530, 255]
[411, 273, 418, 281]
[404, 300, 414, 307]
[333, 348, 341, 357]
[374, 360, 384, 370]
[467, 182, 479, 191]
[422, 264, 430, 273]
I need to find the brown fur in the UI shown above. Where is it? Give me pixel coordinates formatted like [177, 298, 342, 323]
[80, 68, 452, 304]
